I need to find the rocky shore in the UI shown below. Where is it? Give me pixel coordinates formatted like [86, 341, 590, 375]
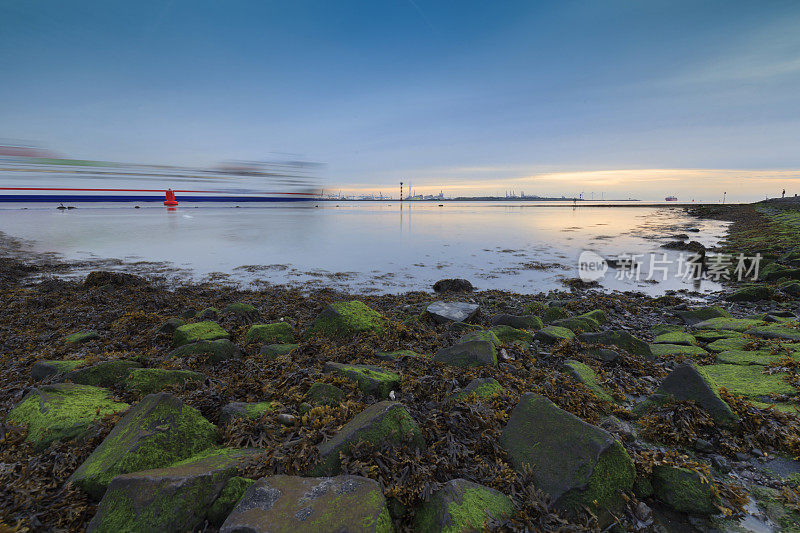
[1, 202, 800, 532]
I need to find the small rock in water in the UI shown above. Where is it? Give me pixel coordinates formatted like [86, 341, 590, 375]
[432, 278, 474, 293]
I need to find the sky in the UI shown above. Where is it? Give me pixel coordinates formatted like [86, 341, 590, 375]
[1, 0, 799, 201]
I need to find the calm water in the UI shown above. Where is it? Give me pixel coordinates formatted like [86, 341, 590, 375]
[0, 201, 729, 294]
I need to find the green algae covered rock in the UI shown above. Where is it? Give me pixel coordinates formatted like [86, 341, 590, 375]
[706, 336, 752, 353]
[649, 344, 709, 358]
[219, 402, 275, 424]
[260, 343, 298, 360]
[223, 302, 257, 316]
[700, 364, 795, 398]
[125, 368, 205, 395]
[207, 476, 255, 526]
[66, 360, 141, 387]
[6, 383, 129, 450]
[459, 329, 500, 346]
[451, 377, 503, 402]
[171, 339, 243, 363]
[693, 329, 742, 343]
[87, 448, 260, 532]
[653, 331, 698, 346]
[324, 362, 400, 399]
[490, 325, 534, 345]
[220, 475, 392, 533]
[652, 465, 720, 515]
[304, 382, 345, 406]
[499, 393, 634, 516]
[564, 360, 613, 403]
[541, 306, 569, 323]
[579, 330, 652, 358]
[535, 325, 576, 344]
[66, 330, 100, 345]
[489, 313, 543, 330]
[245, 322, 295, 344]
[414, 478, 513, 533]
[308, 301, 385, 338]
[433, 337, 497, 368]
[727, 285, 776, 302]
[693, 317, 764, 332]
[677, 306, 731, 326]
[313, 401, 424, 476]
[196, 307, 220, 320]
[158, 317, 185, 334]
[716, 349, 788, 366]
[69, 392, 218, 498]
[375, 349, 423, 361]
[31, 359, 85, 381]
[551, 316, 600, 333]
[580, 309, 608, 325]
[645, 364, 738, 426]
[748, 324, 800, 342]
[173, 321, 229, 348]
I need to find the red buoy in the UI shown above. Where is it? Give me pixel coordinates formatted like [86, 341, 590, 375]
[164, 189, 178, 206]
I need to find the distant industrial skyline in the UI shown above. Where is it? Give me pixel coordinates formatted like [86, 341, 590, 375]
[2, 1, 799, 202]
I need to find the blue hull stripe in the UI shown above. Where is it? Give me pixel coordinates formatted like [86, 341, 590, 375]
[0, 194, 315, 203]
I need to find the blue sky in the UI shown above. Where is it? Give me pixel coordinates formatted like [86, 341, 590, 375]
[2, 0, 799, 200]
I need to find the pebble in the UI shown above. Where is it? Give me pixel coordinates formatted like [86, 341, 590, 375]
[635, 501, 652, 522]
[277, 414, 296, 426]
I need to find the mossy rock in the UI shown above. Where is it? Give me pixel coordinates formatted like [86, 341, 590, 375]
[87, 448, 260, 532]
[489, 313, 543, 330]
[458, 329, 500, 346]
[223, 302, 258, 316]
[173, 321, 229, 348]
[312, 401, 424, 476]
[649, 344, 709, 358]
[304, 382, 345, 406]
[727, 285, 776, 302]
[651, 465, 720, 515]
[414, 478, 513, 533]
[245, 322, 295, 344]
[748, 324, 800, 342]
[677, 306, 732, 326]
[374, 349, 423, 361]
[541, 306, 569, 323]
[196, 307, 220, 320]
[324, 362, 400, 399]
[433, 338, 497, 367]
[563, 360, 613, 403]
[652, 331, 698, 346]
[716, 350, 786, 366]
[499, 393, 635, 517]
[693, 317, 765, 332]
[6, 383, 130, 451]
[644, 364, 738, 426]
[220, 475, 392, 533]
[219, 402, 275, 424]
[66, 360, 142, 387]
[307, 301, 385, 338]
[69, 392, 218, 498]
[125, 368, 205, 395]
[580, 309, 607, 325]
[207, 476, 255, 526]
[744, 485, 800, 531]
[699, 364, 795, 398]
[551, 316, 600, 333]
[171, 339, 243, 363]
[66, 330, 100, 344]
[523, 300, 547, 315]
[260, 343, 298, 360]
[31, 359, 85, 381]
[158, 318, 185, 334]
[651, 324, 684, 336]
[706, 336, 752, 353]
[451, 378, 503, 402]
[535, 325, 576, 344]
[693, 329, 742, 343]
[579, 330, 652, 358]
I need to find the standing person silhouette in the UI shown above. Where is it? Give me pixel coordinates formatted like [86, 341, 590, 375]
[783, 189, 786, 199]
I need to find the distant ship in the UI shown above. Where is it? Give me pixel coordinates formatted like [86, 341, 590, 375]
[665, 196, 678, 201]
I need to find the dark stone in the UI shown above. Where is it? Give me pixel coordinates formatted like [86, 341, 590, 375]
[490, 313, 543, 330]
[426, 301, 479, 324]
[647, 364, 737, 426]
[158, 318, 186, 334]
[324, 362, 400, 398]
[579, 331, 652, 358]
[414, 479, 513, 532]
[66, 360, 142, 387]
[433, 340, 497, 367]
[84, 270, 146, 288]
[170, 339, 243, 363]
[433, 278, 474, 293]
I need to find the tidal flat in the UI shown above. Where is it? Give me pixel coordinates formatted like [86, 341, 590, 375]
[0, 202, 799, 532]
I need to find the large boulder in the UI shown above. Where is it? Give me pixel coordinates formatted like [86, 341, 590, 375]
[220, 475, 392, 533]
[173, 321, 229, 348]
[433, 278, 474, 293]
[31, 359, 85, 381]
[748, 324, 800, 342]
[414, 479, 513, 532]
[426, 301, 479, 324]
[490, 325, 535, 345]
[312, 401, 424, 475]
[676, 306, 731, 326]
[490, 313, 543, 330]
[433, 332, 497, 368]
[535, 325, 576, 344]
[579, 331, 652, 358]
[651, 465, 720, 515]
[87, 448, 260, 532]
[499, 393, 635, 516]
[6, 383, 129, 451]
[125, 368, 205, 395]
[324, 362, 400, 399]
[207, 476, 255, 526]
[551, 316, 600, 333]
[245, 322, 295, 344]
[171, 339, 243, 363]
[699, 364, 795, 399]
[69, 392, 218, 498]
[644, 364, 738, 426]
[307, 301, 385, 338]
[66, 360, 141, 387]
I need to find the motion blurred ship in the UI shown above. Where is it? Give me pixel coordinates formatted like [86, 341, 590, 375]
[0, 147, 322, 202]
